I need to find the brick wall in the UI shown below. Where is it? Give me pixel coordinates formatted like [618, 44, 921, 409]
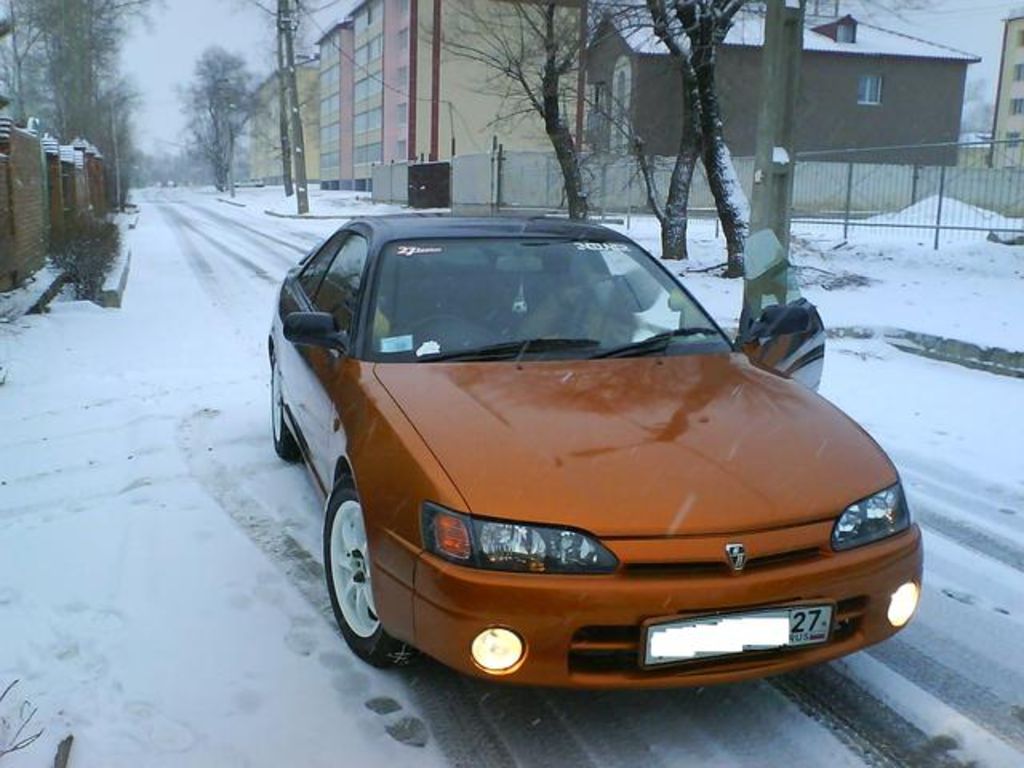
[0, 153, 11, 280]
[0, 125, 48, 292]
[0, 126, 108, 292]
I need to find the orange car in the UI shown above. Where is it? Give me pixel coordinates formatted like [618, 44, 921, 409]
[268, 217, 921, 688]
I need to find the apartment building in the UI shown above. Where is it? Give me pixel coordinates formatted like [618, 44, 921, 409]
[992, 10, 1024, 167]
[317, 0, 575, 190]
[249, 62, 321, 186]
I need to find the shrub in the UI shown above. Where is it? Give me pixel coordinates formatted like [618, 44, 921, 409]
[50, 217, 121, 301]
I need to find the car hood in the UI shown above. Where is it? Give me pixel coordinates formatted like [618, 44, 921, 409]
[373, 354, 897, 537]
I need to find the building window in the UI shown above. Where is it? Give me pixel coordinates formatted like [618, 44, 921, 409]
[1019, 29, 1024, 47]
[857, 75, 883, 105]
[396, 66, 408, 89]
[836, 23, 855, 43]
[1008, 132, 1022, 149]
[396, 102, 407, 125]
[354, 142, 382, 164]
[1015, 63, 1024, 82]
[398, 0, 408, 13]
[1012, 98, 1024, 115]
[396, 139, 407, 158]
[398, 27, 409, 51]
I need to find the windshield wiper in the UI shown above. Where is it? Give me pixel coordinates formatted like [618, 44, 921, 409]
[589, 328, 716, 359]
[419, 337, 601, 363]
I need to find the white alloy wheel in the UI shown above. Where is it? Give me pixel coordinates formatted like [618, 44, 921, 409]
[271, 364, 284, 442]
[330, 500, 380, 638]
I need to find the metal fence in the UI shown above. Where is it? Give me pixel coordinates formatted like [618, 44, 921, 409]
[372, 140, 1024, 247]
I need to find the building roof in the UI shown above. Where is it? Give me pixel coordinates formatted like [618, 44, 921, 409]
[316, 19, 353, 45]
[615, 11, 980, 64]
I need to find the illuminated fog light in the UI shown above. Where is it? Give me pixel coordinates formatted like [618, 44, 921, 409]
[471, 628, 524, 674]
[887, 582, 920, 628]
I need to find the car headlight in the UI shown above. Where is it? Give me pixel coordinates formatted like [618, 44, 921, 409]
[422, 503, 618, 574]
[831, 484, 911, 551]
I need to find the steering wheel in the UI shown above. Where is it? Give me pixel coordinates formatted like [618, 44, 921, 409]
[406, 314, 494, 351]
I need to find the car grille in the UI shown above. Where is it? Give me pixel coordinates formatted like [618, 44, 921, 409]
[567, 595, 868, 676]
[620, 545, 822, 578]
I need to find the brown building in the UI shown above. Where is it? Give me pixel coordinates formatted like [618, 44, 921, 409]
[587, 11, 979, 166]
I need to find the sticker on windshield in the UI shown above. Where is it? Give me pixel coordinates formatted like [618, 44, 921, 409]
[396, 245, 444, 257]
[380, 335, 414, 353]
[416, 340, 441, 357]
[573, 242, 629, 252]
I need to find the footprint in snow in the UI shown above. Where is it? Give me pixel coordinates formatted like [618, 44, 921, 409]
[363, 696, 428, 747]
[385, 717, 429, 748]
[941, 588, 975, 606]
[365, 697, 402, 715]
[284, 629, 316, 657]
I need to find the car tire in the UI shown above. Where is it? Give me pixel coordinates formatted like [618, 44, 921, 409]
[271, 360, 301, 462]
[323, 482, 414, 668]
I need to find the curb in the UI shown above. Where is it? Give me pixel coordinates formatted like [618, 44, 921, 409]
[98, 246, 132, 309]
[263, 209, 351, 220]
[829, 326, 1024, 380]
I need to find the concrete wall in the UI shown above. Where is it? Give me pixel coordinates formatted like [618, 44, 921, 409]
[434, 149, 1024, 221]
[371, 162, 409, 203]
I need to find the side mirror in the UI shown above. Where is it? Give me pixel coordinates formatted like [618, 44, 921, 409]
[740, 302, 812, 345]
[283, 311, 349, 353]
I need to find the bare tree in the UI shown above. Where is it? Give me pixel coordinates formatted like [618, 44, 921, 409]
[0, 679, 43, 761]
[445, 0, 589, 219]
[1, 0, 149, 207]
[613, 0, 926, 273]
[183, 47, 256, 193]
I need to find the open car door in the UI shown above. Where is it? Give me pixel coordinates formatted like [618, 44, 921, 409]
[737, 231, 826, 391]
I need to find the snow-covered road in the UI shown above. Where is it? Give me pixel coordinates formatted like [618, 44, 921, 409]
[1, 188, 1022, 767]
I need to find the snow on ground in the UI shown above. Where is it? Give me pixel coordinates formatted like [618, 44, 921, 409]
[0, 194, 442, 767]
[607, 210, 1024, 351]
[1, 186, 1023, 767]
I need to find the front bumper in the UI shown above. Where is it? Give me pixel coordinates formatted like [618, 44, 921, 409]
[411, 523, 923, 688]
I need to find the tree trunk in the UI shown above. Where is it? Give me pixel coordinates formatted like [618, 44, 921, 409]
[693, 42, 749, 278]
[542, 3, 587, 220]
[548, 120, 587, 220]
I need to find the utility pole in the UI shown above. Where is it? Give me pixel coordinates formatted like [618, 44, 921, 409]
[279, 0, 309, 215]
[744, 0, 805, 330]
[277, 30, 294, 197]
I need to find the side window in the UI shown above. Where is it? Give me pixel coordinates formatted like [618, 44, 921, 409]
[314, 234, 369, 333]
[298, 233, 345, 299]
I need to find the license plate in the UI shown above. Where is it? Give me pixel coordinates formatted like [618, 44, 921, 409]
[643, 605, 833, 667]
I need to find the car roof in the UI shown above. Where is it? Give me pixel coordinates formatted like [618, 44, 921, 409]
[349, 215, 631, 244]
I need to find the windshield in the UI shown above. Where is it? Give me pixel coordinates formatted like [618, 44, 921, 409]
[367, 238, 729, 362]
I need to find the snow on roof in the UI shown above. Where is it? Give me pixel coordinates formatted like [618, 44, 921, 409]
[617, 12, 980, 63]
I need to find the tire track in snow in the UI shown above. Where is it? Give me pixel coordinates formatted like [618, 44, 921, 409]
[174, 406, 519, 765]
[868, 636, 1024, 752]
[770, 665, 970, 768]
[163, 206, 276, 284]
[914, 502, 1024, 573]
[182, 201, 321, 257]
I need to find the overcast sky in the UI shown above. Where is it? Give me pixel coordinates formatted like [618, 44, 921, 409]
[122, 0, 1020, 155]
